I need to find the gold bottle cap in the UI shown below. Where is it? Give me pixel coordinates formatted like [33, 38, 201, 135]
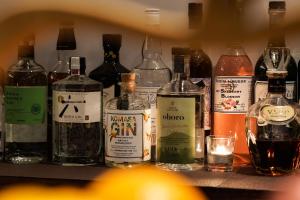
[121, 73, 136, 93]
[121, 73, 136, 82]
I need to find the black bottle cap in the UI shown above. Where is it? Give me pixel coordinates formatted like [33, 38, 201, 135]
[172, 47, 190, 73]
[102, 34, 122, 50]
[188, 3, 203, 29]
[57, 22, 76, 50]
[80, 57, 86, 75]
[18, 34, 35, 58]
[269, 1, 285, 10]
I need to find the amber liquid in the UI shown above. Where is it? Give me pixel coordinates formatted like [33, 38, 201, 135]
[214, 54, 253, 166]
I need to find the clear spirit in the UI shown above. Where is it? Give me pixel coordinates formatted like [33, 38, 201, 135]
[156, 47, 204, 171]
[52, 57, 103, 165]
[105, 73, 151, 167]
[4, 35, 48, 164]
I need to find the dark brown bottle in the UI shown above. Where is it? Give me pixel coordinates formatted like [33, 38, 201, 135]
[188, 3, 212, 137]
[89, 34, 130, 105]
[254, 1, 298, 103]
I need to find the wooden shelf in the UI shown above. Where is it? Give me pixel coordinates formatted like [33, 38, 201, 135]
[0, 163, 297, 200]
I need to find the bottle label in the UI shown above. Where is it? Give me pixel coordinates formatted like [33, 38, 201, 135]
[190, 78, 211, 130]
[105, 109, 151, 162]
[260, 105, 295, 122]
[214, 76, 252, 113]
[53, 91, 101, 123]
[156, 96, 195, 164]
[254, 81, 295, 102]
[103, 85, 115, 106]
[4, 86, 47, 124]
[135, 86, 160, 146]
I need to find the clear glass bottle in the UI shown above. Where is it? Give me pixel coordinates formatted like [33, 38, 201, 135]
[89, 34, 130, 105]
[188, 3, 213, 138]
[133, 8, 172, 161]
[156, 47, 204, 171]
[213, 44, 253, 166]
[254, 1, 297, 103]
[104, 73, 151, 167]
[4, 35, 48, 164]
[47, 21, 76, 160]
[246, 47, 300, 176]
[52, 57, 103, 165]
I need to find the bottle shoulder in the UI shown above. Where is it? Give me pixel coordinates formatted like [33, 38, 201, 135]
[105, 95, 150, 110]
[157, 79, 204, 96]
[53, 75, 103, 90]
[9, 59, 46, 73]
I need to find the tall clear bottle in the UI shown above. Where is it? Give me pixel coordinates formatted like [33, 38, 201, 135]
[89, 34, 130, 105]
[213, 44, 253, 166]
[47, 22, 76, 160]
[133, 8, 172, 161]
[188, 3, 213, 138]
[156, 47, 204, 171]
[254, 1, 297, 103]
[4, 35, 48, 164]
[52, 57, 103, 165]
[105, 73, 151, 167]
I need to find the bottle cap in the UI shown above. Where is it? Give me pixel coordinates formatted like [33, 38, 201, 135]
[172, 47, 190, 55]
[18, 34, 35, 58]
[57, 22, 76, 50]
[269, 1, 285, 10]
[172, 47, 190, 74]
[102, 34, 122, 49]
[145, 8, 160, 26]
[121, 73, 136, 93]
[70, 57, 80, 70]
[188, 3, 203, 29]
[80, 57, 86, 75]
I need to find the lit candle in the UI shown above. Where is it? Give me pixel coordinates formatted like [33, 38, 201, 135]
[211, 145, 232, 156]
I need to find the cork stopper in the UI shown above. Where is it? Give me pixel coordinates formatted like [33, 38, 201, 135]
[121, 73, 136, 93]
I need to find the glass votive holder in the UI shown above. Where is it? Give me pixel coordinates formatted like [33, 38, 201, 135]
[206, 135, 235, 172]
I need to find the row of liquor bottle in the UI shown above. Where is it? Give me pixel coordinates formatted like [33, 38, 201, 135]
[0, 1, 299, 175]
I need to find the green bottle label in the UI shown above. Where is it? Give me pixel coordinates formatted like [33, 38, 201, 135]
[157, 96, 195, 164]
[5, 86, 47, 124]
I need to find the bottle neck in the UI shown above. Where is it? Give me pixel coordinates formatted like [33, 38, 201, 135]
[103, 49, 120, 64]
[267, 77, 286, 96]
[70, 69, 80, 76]
[268, 10, 286, 47]
[142, 34, 162, 60]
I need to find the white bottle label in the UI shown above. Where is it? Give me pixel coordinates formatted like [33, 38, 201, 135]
[190, 78, 211, 130]
[105, 109, 151, 162]
[103, 85, 115, 106]
[135, 86, 160, 146]
[255, 81, 295, 102]
[53, 91, 101, 123]
[214, 76, 252, 113]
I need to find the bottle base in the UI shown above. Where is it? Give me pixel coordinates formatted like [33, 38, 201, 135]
[156, 162, 203, 171]
[105, 160, 150, 168]
[7, 156, 44, 164]
[53, 156, 99, 166]
[254, 167, 295, 176]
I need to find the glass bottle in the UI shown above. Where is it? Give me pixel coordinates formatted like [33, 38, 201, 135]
[254, 1, 297, 103]
[89, 34, 130, 105]
[133, 8, 172, 161]
[104, 73, 151, 167]
[188, 3, 213, 138]
[4, 35, 48, 164]
[47, 21, 76, 160]
[156, 47, 204, 171]
[246, 47, 300, 176]
[213, 44, 253, 166]
[52, 57, 103, 165]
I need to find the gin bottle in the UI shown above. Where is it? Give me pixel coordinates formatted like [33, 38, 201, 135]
[188, 3, 213, 137]
[105, 73, 151, 167]
[156, 47, 204, 171]
[52, 57, 103, 165]
[133, 9, 172, 161]
[4, 35, 48, 164]
[47, 21, 76, 159]
[254, 1, 297, 103]
[246, 47, 300, 176]
[89, 34, 130, 105]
